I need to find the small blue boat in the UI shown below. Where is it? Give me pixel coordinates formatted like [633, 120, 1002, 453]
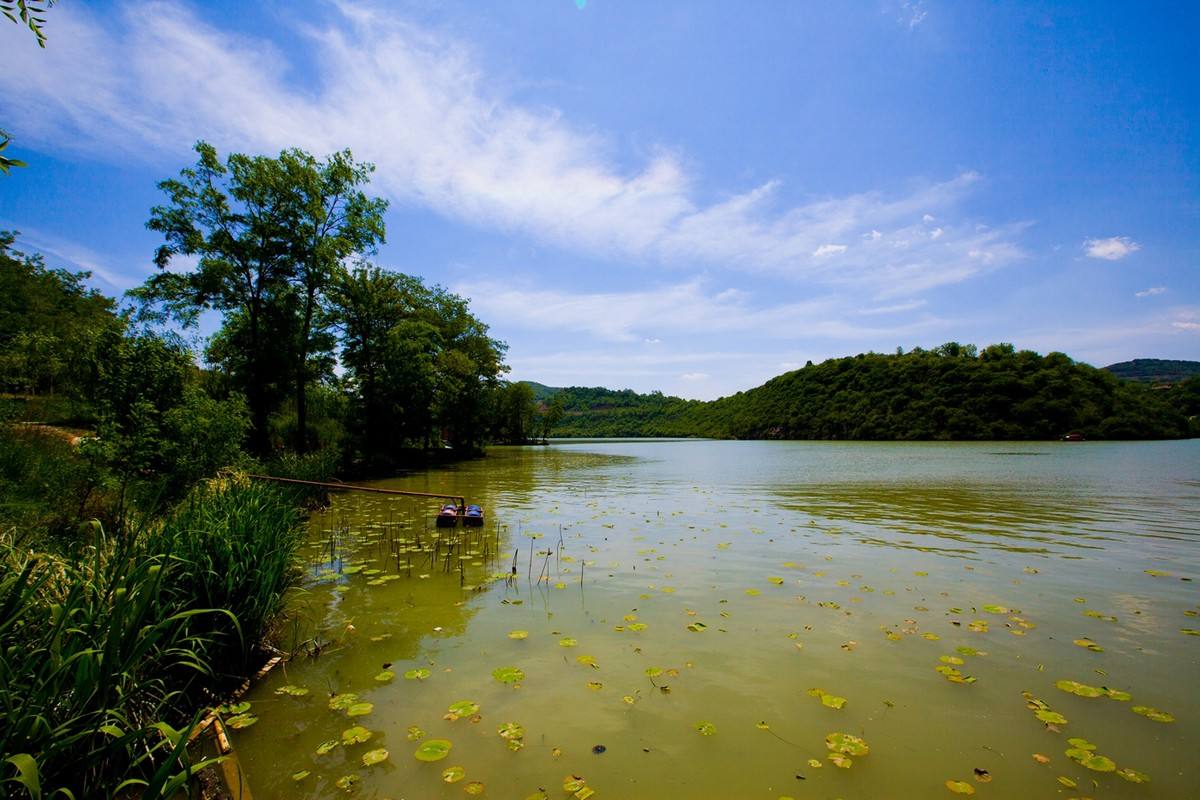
[436, 503, 460, 528]
[464, 504, 485, 527]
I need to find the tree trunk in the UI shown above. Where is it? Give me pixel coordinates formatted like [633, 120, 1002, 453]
[295, 283, 317, 453]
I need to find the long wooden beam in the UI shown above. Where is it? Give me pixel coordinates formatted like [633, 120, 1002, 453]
[244, 473, 465, 507]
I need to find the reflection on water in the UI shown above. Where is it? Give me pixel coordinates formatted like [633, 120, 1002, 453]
[233, 440, 1200, 799]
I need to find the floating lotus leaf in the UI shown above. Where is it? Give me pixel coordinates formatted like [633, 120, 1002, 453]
[447, 700, 480, 719]
[316, 739, 339, 755]
[563, 776, 587, 792]
[1132, 705, 1174, 723]
[945, 780, 975, 794]
[828, 753, 852, 768]
[940, 656, 965, 665]
[1056, 680, 1103, 698]
[342, 725, 373, 745]
[329, 693, 360, 710]
[586, 681, 603, 690]
[559, 638, 578, 647]
[1031, 753, 1050, 764]
[335, 774, 359, 790]
[465, 781, 485, 795]
[374, 670, 395, 683]
[218, 701, 251, 715]
[508, 630, 529, 640]
[275, 685, 310, 697]
[967, 620, 988, 632]
[1057, 776, 1076, 788]
[576, 655, 598, 667]
[346, 702, 373, 717]
[407, 725, 425, 741]
[821, 694, 846, 710]
[291, 770, 310, 781]
[1102, 687, 1131, 701]
[922, 632, 942, 640]
[1116, 767, 1150, 783]
[415, 738, 453, 762]
[825, 732, 869, 756]
[622, 695, 635, 704]
[442, 765, 466, 783]
[1144, 569, 1171, 577]
[687, 622, 707, 632]
[493, 666, 525, 684]
[955, 646, 982, 656]
[745, 588, 761, 596]
[981, 604, 1009, 614]
[627, 622, 648, 631]
[1066, 737, 1096, 751]
[694, 721, 716, 736]
[1079, 753, 1116, 772]
[225, 713, 257, 729]
[645, 667, 663, 678]
[807, 758, 822, 768]
[498, 722, 525, 741]
[1183, 628, 1200, 636]
[362, 747, 389, 766]
[1034, 709, 1067, 725]
[404, 668, 431, 680]
[1073, 638, 1103, 652]
[768, 577, 784, 585]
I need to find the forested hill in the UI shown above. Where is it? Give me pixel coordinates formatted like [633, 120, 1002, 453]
[530, 344, 1197, 440]
[1103, 359, 1200, 384]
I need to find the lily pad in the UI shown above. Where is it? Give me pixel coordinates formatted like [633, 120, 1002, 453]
[1056, 680, 1104, 698]
[316, 739, 339, 755]
[362, 748, 389, 766]
[335, 775, 359, 791]
[329, 693, 360, 710]
[1073, 637, 1104, 652]
[275, 685, 310, 697]
[415, 738, 453, 762]
[444, 700, 478, 721]
[291, 770, 310, 781]
[217, 701, 251, 715]
[464, 781, 485, 795]
[1034, 709, 1067, 725]
[694, 721, 716, 736]
[825, 732, 869, 756]
[508, 630, 529, 640]
[559, 637, 578, 647]
[346, 702, 373, 717]
[407, 725, 425, 741]
[225, 713, 258, 729]
[687, 622, 707, 632]
[374, 670, 396, 683]
[1132, 705, 1174, 723]
[1116, 767, 1150, 783]
[342, 725, 373, 745]
[492, 666, 525, 684]
[945, 780, 975, 795]
[442, 765, 466, 783]
[404, 668, 431, 680]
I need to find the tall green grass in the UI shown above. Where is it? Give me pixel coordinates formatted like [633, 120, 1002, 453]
[0, 480, 303, 798]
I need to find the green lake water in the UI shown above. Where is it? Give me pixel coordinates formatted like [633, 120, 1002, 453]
[231, 440, 1200, 799]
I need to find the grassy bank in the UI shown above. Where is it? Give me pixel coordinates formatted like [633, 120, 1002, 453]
[0, 479, 304, 798]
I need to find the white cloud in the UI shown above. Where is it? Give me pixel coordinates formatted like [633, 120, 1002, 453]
[922, 213, 935, 223]
[1135, 286, 1166, 297]
[8, 228, 140, 291]
[1084, 236, 1141, 260]
[0, 2, 1024, 296]
[1174, 321, 1200, 331]
[812, 243, 848, 257]
[680, 372, 709, 382]
[929, 227, 944, 239]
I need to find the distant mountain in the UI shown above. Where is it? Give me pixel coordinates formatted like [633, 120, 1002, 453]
[526, 345, 1196, 440]
[1103, 359, 1200, 384]
[521, 381, 561, 402]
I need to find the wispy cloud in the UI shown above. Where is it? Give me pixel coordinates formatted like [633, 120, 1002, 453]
[1134, 286, 1165, 297]
[0, 2, 1024, 295]
[1084, 236, 1140, 260]
[457, 278, 945, 345]
[7, 228, 140, 291]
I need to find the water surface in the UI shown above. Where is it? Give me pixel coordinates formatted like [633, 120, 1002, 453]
[233, 440, 1200, 799]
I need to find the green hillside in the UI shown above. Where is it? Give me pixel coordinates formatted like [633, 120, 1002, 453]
[1103, 359, 1200, 384]
[529, 344, 1196, 440]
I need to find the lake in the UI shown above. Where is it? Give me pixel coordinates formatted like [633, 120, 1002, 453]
[231, 439, 1200, 799]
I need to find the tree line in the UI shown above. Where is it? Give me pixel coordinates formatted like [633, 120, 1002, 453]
[534, 344, 1198, 441]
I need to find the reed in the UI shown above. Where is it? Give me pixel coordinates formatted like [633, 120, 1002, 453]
[0, 479, 304, 798]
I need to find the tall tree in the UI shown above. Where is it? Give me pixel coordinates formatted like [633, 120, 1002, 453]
[278, 148, 386, 452]
[135, 142, 386, 454]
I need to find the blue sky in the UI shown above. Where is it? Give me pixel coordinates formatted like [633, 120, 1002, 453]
[0, 0, 1196, 399]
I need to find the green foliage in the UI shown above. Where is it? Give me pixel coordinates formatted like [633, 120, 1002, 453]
[1104, 358, 1200, 384]
[536, 346, 1191, 441]
[135, 142, 387, 455]
[0, 425, 109, 542]
[332, 265, 506, 464]
[0, 480, 302, 798]
[1, 1, 54, 48]
[0, 231, 120, 401]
